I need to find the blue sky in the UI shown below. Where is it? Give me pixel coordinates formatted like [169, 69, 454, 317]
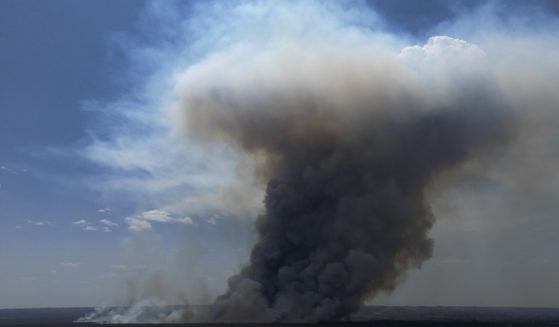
[2, 0, 559, 310]
[0, 0, 145, 307]
[0, 0, 232, 308]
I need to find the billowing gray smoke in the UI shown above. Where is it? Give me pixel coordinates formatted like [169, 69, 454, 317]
[76, 1, 559, 323]
[176, 41, 514, 321]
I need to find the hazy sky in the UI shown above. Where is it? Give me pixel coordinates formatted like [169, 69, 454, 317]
[1, 0, 559, 309]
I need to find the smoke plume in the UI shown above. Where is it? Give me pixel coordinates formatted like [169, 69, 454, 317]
[174, 36, 514, 320]
[79, 0, 559, 323]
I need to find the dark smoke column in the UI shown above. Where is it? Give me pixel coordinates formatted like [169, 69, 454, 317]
[180, 47, 511, 322]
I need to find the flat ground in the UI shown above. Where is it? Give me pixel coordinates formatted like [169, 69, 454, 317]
[2, 306, 559, 326]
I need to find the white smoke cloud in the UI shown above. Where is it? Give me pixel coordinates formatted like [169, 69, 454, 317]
[78, 1, 399, 222]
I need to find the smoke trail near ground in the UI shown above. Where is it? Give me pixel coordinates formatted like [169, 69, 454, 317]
[79, 0, 559, 323]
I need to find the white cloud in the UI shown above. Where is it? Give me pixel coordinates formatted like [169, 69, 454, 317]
[398, 36, 486, 80]
[61, 262, 80, 268]
[99, 219, 118, 227]
[139, 209, 193, 224]
[73, 219, 87, 225]
[27, 220, 54, 226]
[125, 217, 152, 232]
[97, 208, 111, 213]
[15, 225, 23, 229]
[0, 164, 27, 175]
[207, 217, 217, 225]
[138, 209, 171, 222]
[124, 209, 193, 232]
[175, 216, 193, 224]
[72, 219, 115, 232]
[400, 36, 485, 61]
